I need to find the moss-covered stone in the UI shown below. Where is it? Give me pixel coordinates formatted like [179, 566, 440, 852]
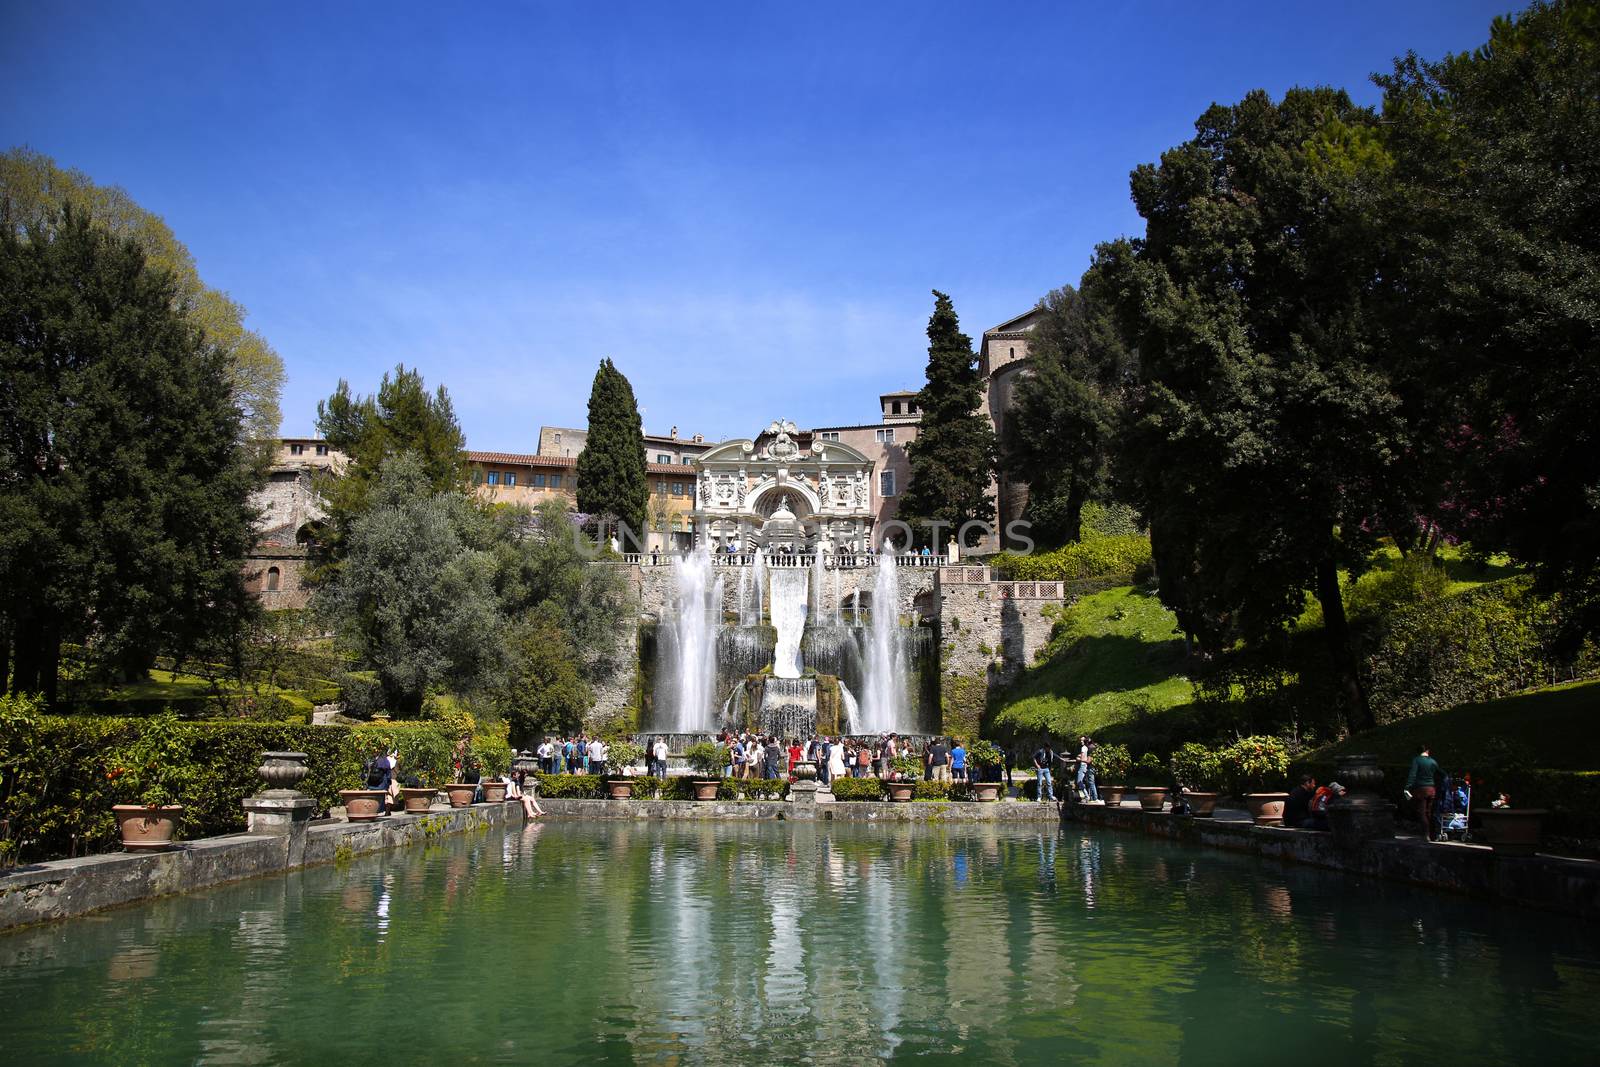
[942, 673, 987, 742]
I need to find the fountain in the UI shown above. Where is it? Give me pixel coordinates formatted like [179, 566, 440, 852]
[658, 546, 722, 733]
[860, 550, 909, 734]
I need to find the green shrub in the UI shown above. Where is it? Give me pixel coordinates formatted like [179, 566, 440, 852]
[1094, 743, 1132, 783]
[1169, 742, 1223, 791]
[731, 777, 789, 800]
[684, 741, 728, 776]
[532, 773, 604, 798]
[967, 739, 1003, 769]
[607, 740, 645, 772]
[830, 777, 884, 801]
[1131, 751, 1166, 786]
[1215, 736, 1290, 795]
[992, 534, 1152, 583]
[913, 780, 953, 801]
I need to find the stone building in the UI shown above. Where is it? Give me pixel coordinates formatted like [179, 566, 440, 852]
[978, 308, 1044, 548]
[243, 438, 342, 610]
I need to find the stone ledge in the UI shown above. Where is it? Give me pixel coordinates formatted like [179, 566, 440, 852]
[0, 802, 523, 931]
[539, 798, 1063, 822]
[1068, 801, 1600, 920]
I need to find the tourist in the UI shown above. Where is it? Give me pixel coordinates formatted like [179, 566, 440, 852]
[787, 738, 802, 776]
[1309, 781, 1345, 831]
[827, 737, 847, 783]
[1075, 735, 1100, 802]
[856, 742, 871, 778]
[949, 739, 967, 782]
[364, 747, 398, 812]
[589, 736, 609, 779]
[730, 735, 747, 779]
[652, 736, 669, 779]
[1284, 774, 1318, 829]
[1405, 744, 1443, 841]
[1032, 742, 1055, 802]
[765, 736, 782, 779]
[928, 737, 951, 783]
[508, 769, 543, 819]
[881, 733, 897, 778]
[579, 734, 592, 774]
[535, 737, 552, 775]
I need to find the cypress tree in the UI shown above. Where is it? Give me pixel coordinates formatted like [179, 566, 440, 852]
[898, 291, 996, 547]
[576, 358, 648, 547]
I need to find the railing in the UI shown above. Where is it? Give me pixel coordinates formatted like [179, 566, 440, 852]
[622, 551, 954, 569]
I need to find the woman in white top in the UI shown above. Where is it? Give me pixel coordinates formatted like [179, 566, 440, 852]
[827, 738, 847, 783]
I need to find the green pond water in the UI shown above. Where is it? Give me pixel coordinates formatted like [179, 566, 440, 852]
[2, 820, 1597, 1065]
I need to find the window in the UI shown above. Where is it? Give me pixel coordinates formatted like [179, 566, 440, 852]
[909, 403, 919, 414]
[486, 471, 500, 486]
[880, 470, 896, 497]
[505, 472, 517, 487]
[657, 453, 671, 464]
[891, 401, 902, 415]
[876, 428, 896, 444]
[550, 475, 563, 489]
[657, 481, 668, 496]
[554, 432, 561, 445]
[533, 474, 546, 488]
[819, 431, 840, 442]
[471, 469, 482, 486]
[289, 443, 304, 456]
[671, 482, 685, 496]
[682, 457, 692, 465]
[266, 566, 281, 592]
[315, 444, 328, 456]
[1009, 346, 1015, 359]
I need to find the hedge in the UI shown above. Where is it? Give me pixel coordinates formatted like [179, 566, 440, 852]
[991, 534, 1152, 583]
[0, 716, 459, 864]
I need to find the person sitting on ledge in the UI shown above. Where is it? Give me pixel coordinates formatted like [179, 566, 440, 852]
[1284, 774, 1317, 829]
[1309, 781, 1345, 831]
[507, 771, 543, 819]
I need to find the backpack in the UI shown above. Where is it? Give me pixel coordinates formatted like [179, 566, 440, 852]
[364, 757, 388, 789]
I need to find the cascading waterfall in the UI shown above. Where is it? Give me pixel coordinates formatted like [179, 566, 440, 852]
[810, 550, 825, 626]
[662, 546, 723, 732]
[852, 589, 861, 626]
[769, 567, 808, 678]
[831, 565, 841, 625]
[860, 551, 909, 733]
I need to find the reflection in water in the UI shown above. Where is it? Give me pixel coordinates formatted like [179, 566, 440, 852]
[2, 821, 1598, 1065]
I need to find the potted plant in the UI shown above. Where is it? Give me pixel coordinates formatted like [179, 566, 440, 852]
[606, 740, 645, 799]
[885, 754, 920, 801]
[108, 712, 194, 851]
[963, 740, 1004, 800]
[1475, 803, 1547, 856]
[1095, 744, 1132, 805]
[684, 741, 728, 800]
[1168, 742, 1222, 817]
[1219, 736, 1290, 825]
[1131, 752, 1169, 811]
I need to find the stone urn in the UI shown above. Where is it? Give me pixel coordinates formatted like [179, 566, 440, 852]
[1327, 754, 1395, 848]
[1182, 791, 1219, 817]
[1476, 808, 1548, 857]
[511, 751, 539, 779]
[445, 783, 478, 808]
[113, 805, 184, 851]
[792, 761, 819, 781]
[1101, 785, 1128, 806]
[885, 781, 914, 802]
[690, 779, 721, 801]
[1135, 786, 1169, 812]
[967, 781, 1002, 802]
[1245, 793, 1290, 826]
[400, 787, 437, 814]
[481, 781, 508, 804]
[607, 778, 636, 800]
[256, 751, 310, 793]
[339, 790, 387, 821]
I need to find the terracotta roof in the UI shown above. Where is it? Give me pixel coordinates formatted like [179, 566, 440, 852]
[467, 451, 577, 467]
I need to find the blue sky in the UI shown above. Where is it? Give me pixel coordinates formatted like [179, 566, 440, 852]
[2, 1, 1509, 448]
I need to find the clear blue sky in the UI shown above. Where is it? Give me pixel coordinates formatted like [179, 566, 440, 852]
[2, 1, 1510, 448]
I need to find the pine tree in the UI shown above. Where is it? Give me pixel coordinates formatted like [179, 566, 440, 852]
[0, 207, 259, 697]
[575, 358, 649, 547]
[898, 291, 996, 548]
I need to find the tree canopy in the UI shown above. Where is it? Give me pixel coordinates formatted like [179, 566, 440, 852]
[575, 358, 648, 546]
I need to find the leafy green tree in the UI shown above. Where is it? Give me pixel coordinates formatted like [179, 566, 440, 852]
[0, 146, 284, 443]
[0, 208, 260, 697]
[1376, 0, 1600, 644]
[489, 606, 593, 745]
[311, 364, 466, 573]
[1002, 276, 1131, 547]
[575, 358, 648, 547]
[316, 453, 500, 717]
[1109, 88, 1413, 732]
[899, 291, 996, 546]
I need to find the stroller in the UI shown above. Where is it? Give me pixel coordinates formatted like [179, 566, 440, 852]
[1435, 773, 1472, 842]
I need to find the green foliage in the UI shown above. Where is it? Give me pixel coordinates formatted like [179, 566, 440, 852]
[898, 291, 997, 545]
[829, 777, 885, 801]
[1093, 742, 1131, 783]
[0, 205, 261, 695]
[684, 741, 728, 776]
[532, 773, 604, 798]
[1080, 501, 1143, 539]
[966, 739, 1003, 768]
[1214, 736, 1291, 794]
[890, 754, 921, 779]
[490, 610, 593, 744]
[107, 711, 197, 807]
[0, 146, 284, 441]
[992, 534, 1152, 583]
[607, 740, 644, 771]
[912, 780, 953, 801]
[575, 358, 649, 544]
[1168, 742, 1223, 791]
[1130, 752, 1166, 786]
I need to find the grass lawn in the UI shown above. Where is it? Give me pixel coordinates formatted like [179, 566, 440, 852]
[72, 668, 337, 717]
[1303, 679, 1600, 772]
[992, 585, 1193, 739]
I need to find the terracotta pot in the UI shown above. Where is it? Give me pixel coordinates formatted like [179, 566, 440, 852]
[1245, 792, 1290, 826]
[607, 778, 636, 800]
[339, 790, 387, 821]
[1101, 785, 1128, 806]
[1475, 808, 1547, 857]
[886, 782, 915, 802]
[967, 781, 1002, 803]
[481, 781, 508, 803]
[1135, 786, 1169, 812]
[400, 787, 437, 814]
[1183, 791, 1220, 817]
[445, 783, 478, 808]
[113, 804, 183, 851]
[690, 778, 721, 801]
